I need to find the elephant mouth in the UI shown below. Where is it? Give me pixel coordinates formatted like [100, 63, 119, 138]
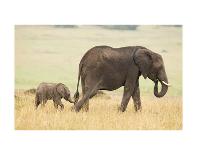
[154, 80, 170, 98]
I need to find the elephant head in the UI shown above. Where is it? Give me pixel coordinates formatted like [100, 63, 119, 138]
[134, 49, 170, 97]
[56, 83, 75, 103]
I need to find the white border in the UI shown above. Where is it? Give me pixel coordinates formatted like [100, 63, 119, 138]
[0, 0, 197, 155]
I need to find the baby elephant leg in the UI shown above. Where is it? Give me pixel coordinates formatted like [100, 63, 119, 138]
[42, 99, 47, 108]
[59, 102, 64, 110]
[53, 102, 58, 109]
[53, 99, 64, 110]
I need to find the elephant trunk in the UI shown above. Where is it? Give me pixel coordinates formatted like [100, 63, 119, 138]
[66, 96, 75, 104]
[154, 80, 168, 98]
[153, 67, 170, 98]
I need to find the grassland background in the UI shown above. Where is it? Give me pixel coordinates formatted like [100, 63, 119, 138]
[15, 25, 182, 130]
[15, 25, 182, 96]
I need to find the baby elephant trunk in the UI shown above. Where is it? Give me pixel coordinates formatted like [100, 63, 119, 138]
[65, 96, 75, 104]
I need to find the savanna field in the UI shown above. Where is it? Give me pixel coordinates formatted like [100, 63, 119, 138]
[15, 25, 182, 130]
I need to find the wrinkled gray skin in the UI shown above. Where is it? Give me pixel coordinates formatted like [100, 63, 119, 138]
[35, 82, 74, 110]
[74, 46, 169, 112]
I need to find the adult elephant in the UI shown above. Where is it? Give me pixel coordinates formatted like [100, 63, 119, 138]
[74, 46, 170, 112]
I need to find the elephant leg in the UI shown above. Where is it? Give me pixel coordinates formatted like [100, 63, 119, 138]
[89, 90, 98, 99]
[53, 99, 64, 110]
[119, 86, 133, 112]
[80, 78, 89, 112]
[35, 93, 41, 109]
[53, 102, 58, 109]
[59, 102, 64, 110]
[53, 99, 58, 109]
[42, 99, 47, 108]
[35, 98, 41, 109]
[75, 81, 100, 112]
[119, 70, 139, 112]
[132, 81, 142, 112]
[75, 89, 91, 112]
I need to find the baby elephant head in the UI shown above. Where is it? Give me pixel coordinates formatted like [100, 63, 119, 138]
[55, 83, 75, 103]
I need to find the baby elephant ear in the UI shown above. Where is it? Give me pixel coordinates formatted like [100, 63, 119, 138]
[56, 83, 65, 98]
[134, 49, 153, 79]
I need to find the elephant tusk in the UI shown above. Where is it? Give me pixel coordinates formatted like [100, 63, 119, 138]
[162, 81, 171, 87]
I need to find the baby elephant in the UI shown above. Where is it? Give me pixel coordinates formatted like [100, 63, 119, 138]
[35, 82, 74, 110]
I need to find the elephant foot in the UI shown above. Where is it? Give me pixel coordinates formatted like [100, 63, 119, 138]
[81, 104, 89, 112]
[60, 104, 64, 110]
[118, 106, 126, 112]
[74, 103, 89, 112]
[134, 104, 142, 112]
[41, 104, 46, 108]
[71, 105, 80, 112]
[70, 106, 75, 112]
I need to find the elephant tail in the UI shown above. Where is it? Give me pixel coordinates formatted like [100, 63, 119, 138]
[74, 63, 83, 103]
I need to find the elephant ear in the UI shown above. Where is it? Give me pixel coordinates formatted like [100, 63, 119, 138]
[56, 83, 65, 98]
[134, 49, 153, 79]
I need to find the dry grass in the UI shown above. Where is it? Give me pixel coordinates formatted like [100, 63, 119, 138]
[15, 91, 182, 130]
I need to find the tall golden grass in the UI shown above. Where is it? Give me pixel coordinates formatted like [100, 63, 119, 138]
[15, 91, 182, 130]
